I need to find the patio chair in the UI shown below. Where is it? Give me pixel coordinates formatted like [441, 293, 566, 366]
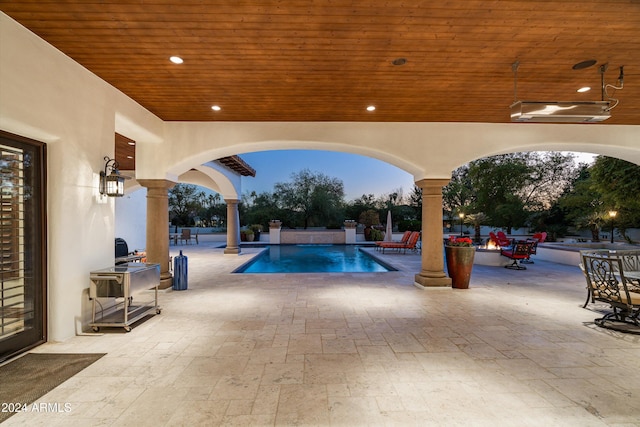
[581, 252, 640, 331]
[580, 250, 640, 307]
[378, 231, 420, 254]
[190, 228, 199, 244]
[500, 240, 533, 270]
[496, 231, 513, 247]
[532, 232, 547, 243]
[375, 230, 411, 251]
[179, 228, 191, 245]
[620, 250, 640, 291]
[520, 239, 538, 264]
[578, 262, 594, 308]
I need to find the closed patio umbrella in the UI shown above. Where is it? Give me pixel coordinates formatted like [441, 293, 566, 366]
[384, 210, 393, 241]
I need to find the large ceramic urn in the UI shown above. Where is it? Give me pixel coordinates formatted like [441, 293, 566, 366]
[445, 246, 476, 289]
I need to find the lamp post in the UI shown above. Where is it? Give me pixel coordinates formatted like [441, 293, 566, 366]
[458, 212, 465, 236]
[608, 210, 617, 244]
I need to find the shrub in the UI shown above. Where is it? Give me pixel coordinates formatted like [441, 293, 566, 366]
[398, 220, 422, 232]
[370, 228, 385, 241]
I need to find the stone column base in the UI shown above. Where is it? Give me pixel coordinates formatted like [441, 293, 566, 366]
[224, 247, 241, 255]
[159, 274, 173, 290]
[414, 273, 452, 289]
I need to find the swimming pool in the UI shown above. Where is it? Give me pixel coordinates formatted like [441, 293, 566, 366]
[234, 245, 396, 273]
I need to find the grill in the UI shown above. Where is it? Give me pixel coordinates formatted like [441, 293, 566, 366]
[89, 263, 161, 332]
[114, 237, 143, 264]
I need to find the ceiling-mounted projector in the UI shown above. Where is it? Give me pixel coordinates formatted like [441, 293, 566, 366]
[510, 101, 611, 123]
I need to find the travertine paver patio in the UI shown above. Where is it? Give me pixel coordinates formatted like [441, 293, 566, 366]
[4, 242, 640, 426]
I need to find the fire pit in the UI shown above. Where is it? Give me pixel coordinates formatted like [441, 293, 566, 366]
[474, 242, 509, 267]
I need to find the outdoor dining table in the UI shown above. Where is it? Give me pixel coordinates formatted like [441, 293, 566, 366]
[169, 233, 180, 245]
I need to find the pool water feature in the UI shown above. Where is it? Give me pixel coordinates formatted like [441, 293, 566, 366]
[234, 245, 396, 273]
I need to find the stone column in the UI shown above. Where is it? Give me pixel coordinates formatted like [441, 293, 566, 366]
[224, 199, 241, 255]
[138, 179, 176, 289]
[344, 220, 357, 244]
[414, 178, 452, 288]
[269, 220, 282, 244]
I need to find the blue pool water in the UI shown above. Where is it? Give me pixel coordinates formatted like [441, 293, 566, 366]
[234, 245, 396, 273]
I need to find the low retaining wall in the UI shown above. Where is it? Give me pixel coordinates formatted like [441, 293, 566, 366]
[280, 230, 346, 244]
[535, 246, 581, 266]
[536, 242, 640, 266]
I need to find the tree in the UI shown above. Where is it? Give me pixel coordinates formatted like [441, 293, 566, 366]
[168, 183, 203, 226]
[451, 152, 578, 232]
[589, 156, 640, 237]
[240, 191, 280, 230]
[273, 169, 345, 228]
[517, 152, 578, 210]
[464, 212, 489, 243]
[344, 193, 379, 222]
[408, 185, 422, 220]
[443, 165, 475, 216]
[556, 165, 604, 240]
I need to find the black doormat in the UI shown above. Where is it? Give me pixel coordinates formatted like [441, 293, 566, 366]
[0, 353, 105, 423]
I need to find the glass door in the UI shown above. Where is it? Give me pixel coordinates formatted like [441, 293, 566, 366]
[0, 131, 46, 363]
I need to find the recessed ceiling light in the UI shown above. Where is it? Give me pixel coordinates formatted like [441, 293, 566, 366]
[577, 86, 591, 93]
[211, 105, 221, 111]
[127, 141, 136, 146]
[572, 59, 597, 70]
[366, 106, 376, 111]
[126, 155, 134, 159]
[392, 58, 407, 66]
[169, 56, 184, 64]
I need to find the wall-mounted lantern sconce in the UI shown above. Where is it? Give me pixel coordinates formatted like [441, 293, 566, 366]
[100, 156, 129, 197]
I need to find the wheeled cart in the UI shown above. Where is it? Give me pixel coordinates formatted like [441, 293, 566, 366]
[89, 263, 161, 332]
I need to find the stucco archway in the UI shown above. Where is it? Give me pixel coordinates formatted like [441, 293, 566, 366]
[131, 122, 639, 184]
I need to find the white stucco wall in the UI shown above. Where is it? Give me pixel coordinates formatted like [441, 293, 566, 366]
[1, 12, 639, 342]
[115, 189, 147, 251]
[0, 13, 163, 340]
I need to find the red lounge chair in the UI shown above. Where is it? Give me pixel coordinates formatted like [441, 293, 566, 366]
[488, 232, 499, 246]
[378, 231, 420, 254]
[491, 231, 512, 247]
[375, 230, 411, 251]
[532, 232, 547, 243]
[500, 241, 534, 270]
[498, 231, 513, 247]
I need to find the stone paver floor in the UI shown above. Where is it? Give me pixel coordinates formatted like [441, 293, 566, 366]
[4, 243, 640, 426]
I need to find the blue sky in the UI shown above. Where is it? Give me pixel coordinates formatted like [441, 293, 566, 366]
[240, 150, 416, 201]
[238, 150, 597, 201]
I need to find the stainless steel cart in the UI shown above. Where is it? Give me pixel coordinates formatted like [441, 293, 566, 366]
[89, 263, 161, 332]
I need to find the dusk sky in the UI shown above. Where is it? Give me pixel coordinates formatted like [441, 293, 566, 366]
[238, 150, 597, 202]
[239, 150, 416, 201]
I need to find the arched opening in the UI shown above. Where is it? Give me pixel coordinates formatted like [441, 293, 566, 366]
[120, 122, 640, 292]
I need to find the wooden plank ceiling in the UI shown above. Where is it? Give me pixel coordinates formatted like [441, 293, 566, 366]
[1, 1, 639, 124]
